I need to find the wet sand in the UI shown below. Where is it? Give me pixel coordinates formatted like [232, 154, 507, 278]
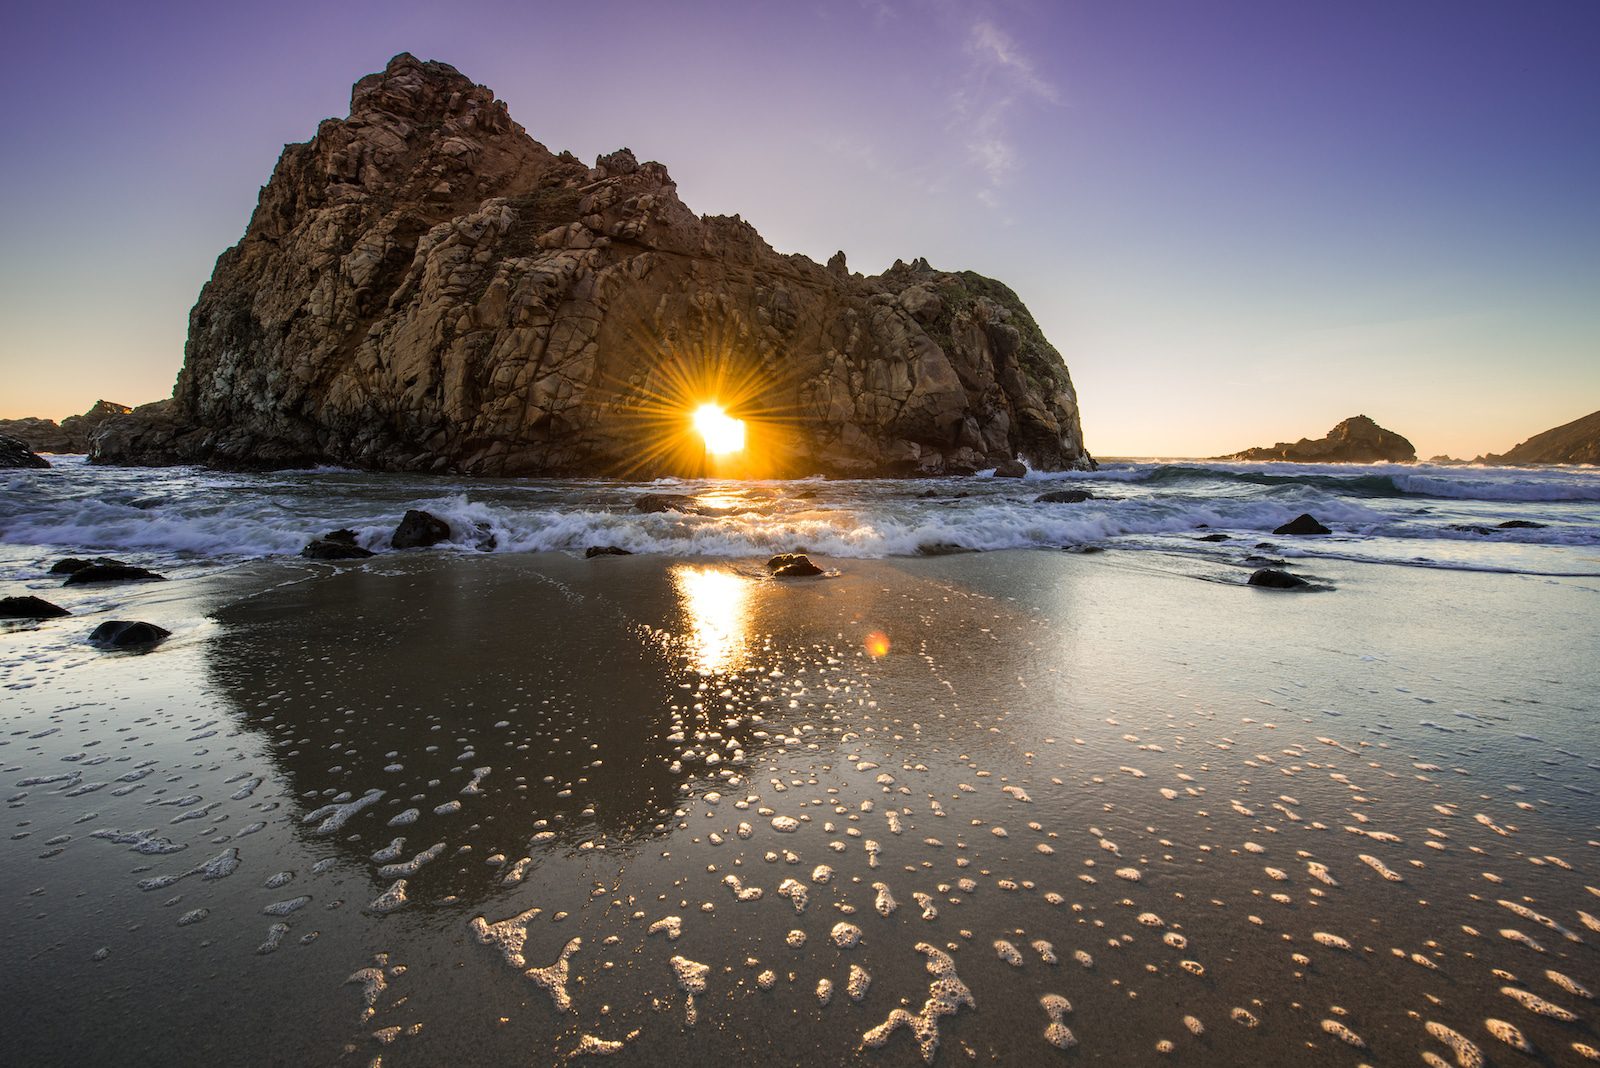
[3, 549, 1598, 1065]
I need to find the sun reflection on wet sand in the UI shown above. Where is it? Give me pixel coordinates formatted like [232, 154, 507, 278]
[671, 565, 753, 675]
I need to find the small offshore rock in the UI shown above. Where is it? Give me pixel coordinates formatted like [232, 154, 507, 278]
[88, 620, 172, 649]
[1197, 532, 1230, 541]
[992, 459, 1027, 478]
[634, 493, 696, 514]
[1248, 568, 1312, 590]
[768, 553, 824, 578]
[301, 536, 374, 560]
[50, 557, 125, 575]
[0, 434, 50, 469]
[390, 509, 451, 549]
[1497, 519, 1545, 529]
[63, 564, 165, 586]
[1273, 513, 1331, 536]
[1035, 489, 1093, 504]
[0, 595, 70, 619]
[585, 545, 633, 558]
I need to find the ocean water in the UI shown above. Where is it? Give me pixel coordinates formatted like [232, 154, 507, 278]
[3, 458, 1599, 1066]
[2, 456, 1597, 584]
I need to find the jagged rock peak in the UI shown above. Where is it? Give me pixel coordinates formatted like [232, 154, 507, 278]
[92, 54, 1092, 478]
[1224, 415, 1416, 464]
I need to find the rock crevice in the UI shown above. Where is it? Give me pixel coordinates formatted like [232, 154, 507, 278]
[91, 53, 1092, 477]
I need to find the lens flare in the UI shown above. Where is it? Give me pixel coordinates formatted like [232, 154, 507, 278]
[865, 631, 890, 658]
[693, 404, 746, 455]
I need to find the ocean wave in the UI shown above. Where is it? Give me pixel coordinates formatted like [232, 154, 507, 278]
[3, 461, 1597, 581]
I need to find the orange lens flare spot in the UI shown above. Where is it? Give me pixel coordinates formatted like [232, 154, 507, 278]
[692, 403, 745, 455]
[865, 631, 890, 658]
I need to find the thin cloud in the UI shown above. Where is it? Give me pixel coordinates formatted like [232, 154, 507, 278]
[954, 16, 1062, 199]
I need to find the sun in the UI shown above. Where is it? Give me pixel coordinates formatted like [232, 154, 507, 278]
[692, 403, 746, 455]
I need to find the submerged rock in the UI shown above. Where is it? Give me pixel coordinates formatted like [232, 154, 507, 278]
[62, 564, 165, 586]
[88, 54, 1092, 478]
[768, 553, 824, 577]
[1035, 489, 1092, 503]
[1224, 415, 1416, 463]
[391, 509, 451, 549]
[1273, 513, 1331, 536]
[0, 596, 70, 619]
[585, 545, 633, 558]
[1247, 568, 1312, 590]
[0, 434, 50, 469]
[88, 620, 172, 649]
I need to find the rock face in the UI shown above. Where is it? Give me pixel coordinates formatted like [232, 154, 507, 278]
[1479, 408, 1600, 465]
[89, 54, 1092, 478]
[1224, 415, 1415, 463]
[1, 434, 50, 469]
[0, 401, 131, 453]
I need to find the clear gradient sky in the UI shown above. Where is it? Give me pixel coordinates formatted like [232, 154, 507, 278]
[2, 0, 1597, 458]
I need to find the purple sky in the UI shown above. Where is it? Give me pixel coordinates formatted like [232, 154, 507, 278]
[3, 0, 1597, 457]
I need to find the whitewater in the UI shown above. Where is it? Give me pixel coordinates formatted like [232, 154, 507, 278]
[3, 456, 1598, 582]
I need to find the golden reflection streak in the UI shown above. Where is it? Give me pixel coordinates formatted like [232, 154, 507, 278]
[672, 566, 753, 675]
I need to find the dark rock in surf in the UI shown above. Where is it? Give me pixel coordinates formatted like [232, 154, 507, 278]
[585, 545, 632, 558]
[302, 537, 375, 560]
[1196, 533, 1230, 542]
[62, 564, 165, 586]
[0, 596, 70, 619]
[1, 435, 50, 469]
[88, 620, 171, 649]
[1273, 514, 1331, 536]
[391, 509, 451, 549]
[992, 459, 1027, 478]
[767, 553, 824, 577]
[49, 557, 127, 575]
[917, 542, 976, 556]
[635, 494, 697, 514]
[1035, 489, 1093, 504]
[1497, 519, 1545, 529]
[1248, 568, 1312, 590]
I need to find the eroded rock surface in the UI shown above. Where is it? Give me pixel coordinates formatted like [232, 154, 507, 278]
[90, 54, 1091, 478]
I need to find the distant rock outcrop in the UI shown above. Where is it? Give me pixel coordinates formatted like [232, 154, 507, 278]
[1223, 415, 1415, 463]
[1479, 408, 1600, 466]
[91, 54, 1092, 478]
[0, 400, 130, 454]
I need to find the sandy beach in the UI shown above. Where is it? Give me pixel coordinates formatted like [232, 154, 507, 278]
[4, 546, 1598, 1065]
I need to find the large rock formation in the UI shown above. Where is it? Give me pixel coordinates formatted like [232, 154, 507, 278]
[92, 54, 1091, 478]
[1478, 408, 1600, 466]
[1223, 415, 1415, 463]
[0, 400, 130, 453]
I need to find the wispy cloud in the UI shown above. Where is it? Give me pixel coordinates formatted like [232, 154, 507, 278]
[953, 16, 1062, 199]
